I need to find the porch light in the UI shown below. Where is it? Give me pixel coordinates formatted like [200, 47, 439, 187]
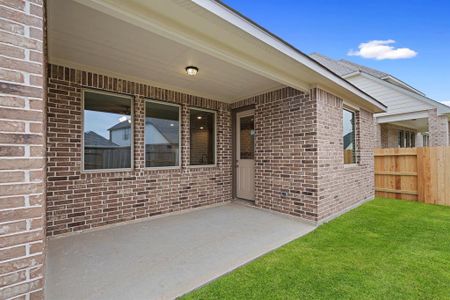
[185, 66, 198, 76]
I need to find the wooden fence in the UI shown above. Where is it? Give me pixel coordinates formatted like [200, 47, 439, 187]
[375, 147, 450, 206]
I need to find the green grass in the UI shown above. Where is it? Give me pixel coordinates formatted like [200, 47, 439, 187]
[182, 198, 450, 299]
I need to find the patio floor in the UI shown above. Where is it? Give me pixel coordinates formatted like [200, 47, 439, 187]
[45, 202, 316, 300]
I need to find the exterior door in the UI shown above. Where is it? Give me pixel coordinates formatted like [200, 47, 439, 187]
[236, 110, 255, 200]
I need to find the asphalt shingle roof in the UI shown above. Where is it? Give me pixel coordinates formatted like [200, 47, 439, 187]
[84, 131, 118, 147]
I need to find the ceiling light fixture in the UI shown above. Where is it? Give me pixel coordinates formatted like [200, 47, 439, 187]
[197, 116, 202, 120]
[185, 66, 199, 76]
[200, 126, 204, 130]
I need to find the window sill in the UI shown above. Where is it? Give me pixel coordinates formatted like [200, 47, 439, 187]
[81, 168, 134, 174]
[144, 166, 181, 171]
[187, 164, 217, 169]
[344, 163, 359, 169]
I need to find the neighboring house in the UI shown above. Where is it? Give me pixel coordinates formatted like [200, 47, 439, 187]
[109, 119, 180, 166]
[0, 0, 387, 297]
[311, 53, 450, 148]
[84, 130, 119, 148]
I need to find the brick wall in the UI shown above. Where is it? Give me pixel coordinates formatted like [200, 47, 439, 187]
[379, 123, 418, 148]
[233, 88, 320, 220]
[0, 0, 46, 299]
[46, 65, 232, 236]
[313, 88, 374, 221]
[428, 108, 449, 146]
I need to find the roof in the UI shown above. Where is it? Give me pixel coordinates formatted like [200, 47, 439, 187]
[84, 131, 118, 147]
[109, 119, 179, 144]
[343, 132, 353, 149]
[310, 53, 424, 95]
[66, 0, 386, 113]
[310, 53, 450, 116]
[108, 120, 130, 131]
[210, 1, 386, 112]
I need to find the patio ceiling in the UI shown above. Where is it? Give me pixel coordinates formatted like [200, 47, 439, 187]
[47, 0, 283, 102]
[47, 0, 385, 111]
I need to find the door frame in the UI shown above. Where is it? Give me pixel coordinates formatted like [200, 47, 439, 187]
[231, 105, 255, 201]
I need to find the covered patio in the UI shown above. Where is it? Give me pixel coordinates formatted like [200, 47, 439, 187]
[45, 202, 315, 299]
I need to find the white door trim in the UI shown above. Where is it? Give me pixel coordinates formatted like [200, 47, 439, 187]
[236, 109, 255, 201]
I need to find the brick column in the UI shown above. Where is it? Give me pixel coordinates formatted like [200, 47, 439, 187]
[428, 108, 449, 146]
[0, 1, 46, 299]
[374, 121, 381, 148]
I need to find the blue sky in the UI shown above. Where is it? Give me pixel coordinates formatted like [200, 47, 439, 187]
[223, 0, 450, 102]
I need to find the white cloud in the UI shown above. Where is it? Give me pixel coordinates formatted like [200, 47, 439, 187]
[348, 40, 417, 60]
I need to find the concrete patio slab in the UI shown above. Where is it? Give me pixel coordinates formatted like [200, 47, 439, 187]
[45, 202, 316, 300]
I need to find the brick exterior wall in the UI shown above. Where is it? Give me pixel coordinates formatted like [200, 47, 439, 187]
[46, 66, 376, 233]
[0, 1, 46, 299]
[378, 123, 418, 148]
[233, 88, 376, 222]
[46, 65, 232, 236]
[233, 88, 319, 220]
[428, 108, 449, 146]
[313, 89, 374, 220]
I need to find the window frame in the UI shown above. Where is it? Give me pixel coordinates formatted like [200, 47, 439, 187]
[188, 107, 217, 168]
[81, 89, 134, 173]
[123, 127, 130, 141]
[342, 107, 357, 165]
[399, 130, 405, 148]
[411, 132, 416, 147]
[144, 99, 182, 170]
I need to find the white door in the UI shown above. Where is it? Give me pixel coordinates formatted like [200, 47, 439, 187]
[236, 110, 255, 200]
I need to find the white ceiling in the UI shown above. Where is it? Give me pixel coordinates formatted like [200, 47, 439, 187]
[392, 118, 428, 131]
[47, 0, 283, 103]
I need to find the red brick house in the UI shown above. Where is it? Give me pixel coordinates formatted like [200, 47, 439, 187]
[0, 0, 386, 298]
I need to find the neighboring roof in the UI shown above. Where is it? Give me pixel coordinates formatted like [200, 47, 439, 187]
[84, 131, 118, 147]
[343, 132, 353, 149]
[147, 118, 179, 144]
[310, 53, 424, 95]
[310, 53, 450, 115]
[108, 120, 130, 131]
[109, 119, 179, 144]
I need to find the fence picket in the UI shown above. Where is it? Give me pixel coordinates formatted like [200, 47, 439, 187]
[375, 147, 450, 206]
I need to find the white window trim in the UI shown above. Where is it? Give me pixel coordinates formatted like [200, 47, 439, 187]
[144, 99, 182, 170]
[188, 107, 217, 168]
[81, 89, 134, 173]
[343, 107, 358, 165]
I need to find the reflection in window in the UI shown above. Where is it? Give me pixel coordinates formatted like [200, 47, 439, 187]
[343, 109, 356, 164]
[190, 109, 216, 165]
[145, 101, 180, 167]
[240, 115, 254, 159]
[83, 91, 132, 170]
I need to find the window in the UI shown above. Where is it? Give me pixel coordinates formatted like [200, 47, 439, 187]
[399, 130, 405, 148]
[423, 134, 429, 147]
[399, 130, 416, 148]
[190, 108, 216, 165]
[83, 90, 132, 171]
[123, 128, 130, 141]
[406, 131, 411, 147]
[343, 109, 356, 164]
[145, 100, 180, 168]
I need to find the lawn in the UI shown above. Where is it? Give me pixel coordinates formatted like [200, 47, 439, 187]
[182, 198, 450, 299]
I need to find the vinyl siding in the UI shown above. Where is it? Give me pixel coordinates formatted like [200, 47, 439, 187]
[347, 75, 432, 116]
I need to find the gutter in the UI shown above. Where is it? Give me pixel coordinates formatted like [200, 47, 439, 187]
[207, 0, 387, 111]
